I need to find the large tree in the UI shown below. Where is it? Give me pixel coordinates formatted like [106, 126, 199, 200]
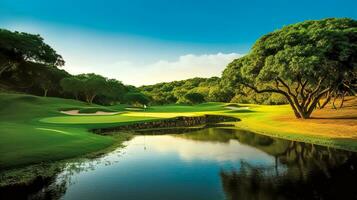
[222, 18, 357, 119]
[34, 64, 69, 97]
[0, 29, 64, 77]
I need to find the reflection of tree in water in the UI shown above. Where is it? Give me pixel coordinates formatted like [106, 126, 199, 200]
[176, 128, 357, 199]
[221, 162, 282, 200]
[0, 164, 68, 200]
[220, 134, 357, 200]
[175, 128, 357, 199]
[32, 152, 124, 200]
[1, 148, 125, 200]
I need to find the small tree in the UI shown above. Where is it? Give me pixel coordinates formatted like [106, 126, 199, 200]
[104, 79, 126, 104]
[208, 86, 234, 102]
[76, 73, 108, 104]
[184, 92, 205, 104]
[60, 77, 83, 100]
[125, 92, 150, 106]
[34, 65, 68, 97]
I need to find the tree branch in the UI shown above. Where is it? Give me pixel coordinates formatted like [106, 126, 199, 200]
[306, 87, 331, 116]
[0, 62, 13, 76]
[242, 82, 302, 118]
[277, 77, 304, 115]
[303, 77, 325, 110]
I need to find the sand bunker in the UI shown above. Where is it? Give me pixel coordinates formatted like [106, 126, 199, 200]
[60, 110, 121, 116]
[225, 106, 249, 110]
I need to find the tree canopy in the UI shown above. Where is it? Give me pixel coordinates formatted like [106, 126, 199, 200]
[0, 29, 64, 76]
[184, 92, 205, 104]
[124, 92, 150, 106]
[222, 18, 357, 118]
[61, 73, 109, 104]
[60, 74, 132, 105]
[140, 77, 233, 104]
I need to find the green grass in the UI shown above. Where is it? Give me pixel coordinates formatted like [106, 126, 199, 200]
[224, 103, 357, 152]
[0, 132, 134, 187]
[0, 95, 234, 169]
[1, 92, 357, 171]
[0, 94, 229, 170]
[0, 93, 116, 169]
[145, 102, 228, 112]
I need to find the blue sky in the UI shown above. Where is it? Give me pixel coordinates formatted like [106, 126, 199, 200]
[1, 0, 356, 85]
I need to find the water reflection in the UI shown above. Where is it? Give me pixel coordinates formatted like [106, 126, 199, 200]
[201, 129, 357, 200]
[144, 134, 275, 164]
[220, 154, 357, 200]
[1, 128, 357, 200]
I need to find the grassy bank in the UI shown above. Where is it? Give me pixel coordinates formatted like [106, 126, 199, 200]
[229, 97, 357, 151]
[0, 93, 134, 170]
[1, 92, 357, 171]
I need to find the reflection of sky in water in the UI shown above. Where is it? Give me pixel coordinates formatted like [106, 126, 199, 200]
[129, 135, 275, 165]
[58, 133, 282, 200]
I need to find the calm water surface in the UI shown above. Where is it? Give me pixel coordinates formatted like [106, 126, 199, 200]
[14, 128, 357, 199]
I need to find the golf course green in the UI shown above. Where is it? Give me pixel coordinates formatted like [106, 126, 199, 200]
[1, 92, 357, 171]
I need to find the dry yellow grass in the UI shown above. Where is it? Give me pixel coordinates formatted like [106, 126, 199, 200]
[231, 96, 357, 151]
[275, 96, 357, 139]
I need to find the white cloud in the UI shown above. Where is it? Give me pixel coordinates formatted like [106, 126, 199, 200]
[93, 52, 243, 86]
[122, 53, 242, 84]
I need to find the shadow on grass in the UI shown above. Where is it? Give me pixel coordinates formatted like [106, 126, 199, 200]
[311, 116, 357, 120]
[226, 109, 255, 114]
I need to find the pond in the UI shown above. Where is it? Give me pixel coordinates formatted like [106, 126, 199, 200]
[5, 128, 357, 200]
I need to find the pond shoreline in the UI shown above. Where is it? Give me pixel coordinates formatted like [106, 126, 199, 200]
[92, 114, 240, 135]
[3, 127, 357, 200]
[0, 115, 239, 192]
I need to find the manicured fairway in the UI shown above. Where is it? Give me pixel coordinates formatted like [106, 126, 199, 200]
[0, 94, 115, 169]
[1, 93, 357, 170]
[0, 94, 232, 169]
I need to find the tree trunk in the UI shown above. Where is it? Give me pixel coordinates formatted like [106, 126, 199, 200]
[339, 92, 345, 109]
[86, 94, 96, 104]
[244, 78, 330, 119]
[85, 95, 90, 104]
[332, 95, 338, 109]
[0, 63, 12, 77]
[320, 95, 331, 109]
[43, 89, 48, 97]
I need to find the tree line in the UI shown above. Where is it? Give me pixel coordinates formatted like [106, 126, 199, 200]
[0, 29, 148, 106]
[140, 77, 286, 105]
[1, 18, 356, 118]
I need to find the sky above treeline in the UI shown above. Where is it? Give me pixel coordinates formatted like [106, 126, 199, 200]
[1, 0, 356, 86]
